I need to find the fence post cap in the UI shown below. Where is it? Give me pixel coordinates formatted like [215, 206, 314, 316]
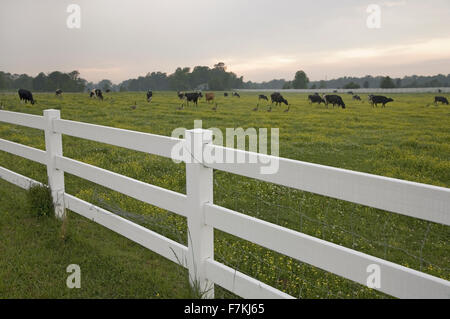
[43, 109, 61, 117]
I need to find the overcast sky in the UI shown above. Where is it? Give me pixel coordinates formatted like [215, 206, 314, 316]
[1, 0, 449, 83]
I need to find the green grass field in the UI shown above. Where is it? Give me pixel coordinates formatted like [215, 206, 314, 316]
[0, 91, 449, 298]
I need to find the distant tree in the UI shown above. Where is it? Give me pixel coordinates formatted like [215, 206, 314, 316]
[380, 76, 396, 88]
[292, 70, 309, 89]
[98, 79, 112, 91]
[344, 82, 360, 89]
[363, 80, 370, 88]
[282, 81, 292, 89]
[310, 84, 317, 89]
[319, 80, 327, 89]
[33, 72, 48, 91]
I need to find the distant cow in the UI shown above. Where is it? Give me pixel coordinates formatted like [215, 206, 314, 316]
[324, 95, 345, 109]
[224, 92, 228, 97]
[258, 94, 268, 101]
[146, 90, 153, 102]
[55, 89, 62, 96]
[182, 92, 203, 107]
[18, 89, 36, 105]
[95, 89, 104, 100]
[177, 91, 185, 99]
[105, 89, 111, 93]
[352, 95, 362, 101]
[434, 96, 449, 105]
[308, 94, 326, 105]
[269, 92, 289, 112]
[270, 92, 288, 106]
[205, 93, 215, 103]
[370, 95, 393, 108]
[232, 92, 240, 98]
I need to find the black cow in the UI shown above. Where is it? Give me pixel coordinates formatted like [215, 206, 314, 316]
[146, 90, 153, 102]
[269, 92, 289, 112]
[232, 92, 240, 98]
[352, 95, 362, 101]
[55, 89, 62, 96]
[18, 89, 36, 105]
[95, 89, 104, 100]
[308, 94, 325, 105]
[434, 96, 449, 105]
[324, 95, 345, 109]
[258, 94, 268, 101]
[270, 92, 288, 106]
[224, 92, 229, 97]
[370, 95, 393, 108]
[181, 92, 203, 107]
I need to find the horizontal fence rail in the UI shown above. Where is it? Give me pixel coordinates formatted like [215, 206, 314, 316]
[0, 109, 449, 299]
[55, 155, 188, 217]
[0, 110, 45, 130]
[0, 138, 47, 165]
[53, 119, 181, 159]
[204, 203, 450, 299]
[204, 145, 450, 226]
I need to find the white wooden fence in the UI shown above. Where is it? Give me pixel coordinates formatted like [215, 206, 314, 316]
[0, 109, 449, 299]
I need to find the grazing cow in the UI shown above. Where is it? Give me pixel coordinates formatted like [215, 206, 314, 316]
[324, 95, 346, 109]
[347, 91, 354, 95]
[269, 92, 289, 112]
[352, 95, 362, 101]
[308, 94, 326, 105]
[258, 94, 268, 101]
[55, 89, 62, 96]
[181, 92, 203, 107]
[434, 96, 449, 105]
[18, 89, 36, 105]
[232, 92, 240, 98]
[146, 90, 153, 103]
[270, 92, 288, 106]
[177, 91, 185, 99]
[95, 89, 104, 100]
[224, 92, 228, 97]
[205, 93, 215, 103]
[370, 95, 393, 108]
[105, 89, 111, 93]
[333, 90, 338, 93]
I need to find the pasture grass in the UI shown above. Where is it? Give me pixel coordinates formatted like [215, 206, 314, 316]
[0, 91, 449, 298]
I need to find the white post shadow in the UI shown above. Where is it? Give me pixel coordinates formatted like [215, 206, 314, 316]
[185, 129, 214, 298]
[44, 109, 65, 219]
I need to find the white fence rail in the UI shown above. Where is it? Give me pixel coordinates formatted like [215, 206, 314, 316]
[0, 109, 449, 299]
[239, 88, 450, 94]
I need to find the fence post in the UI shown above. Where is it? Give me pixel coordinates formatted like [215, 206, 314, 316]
[43, 109, 65, 219]
[185, 128, 214, 298]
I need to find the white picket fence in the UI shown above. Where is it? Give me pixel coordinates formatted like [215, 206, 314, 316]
[0, 109, 449, 299]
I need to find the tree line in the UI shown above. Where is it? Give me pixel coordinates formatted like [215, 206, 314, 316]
[1, 66, 449, 92]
